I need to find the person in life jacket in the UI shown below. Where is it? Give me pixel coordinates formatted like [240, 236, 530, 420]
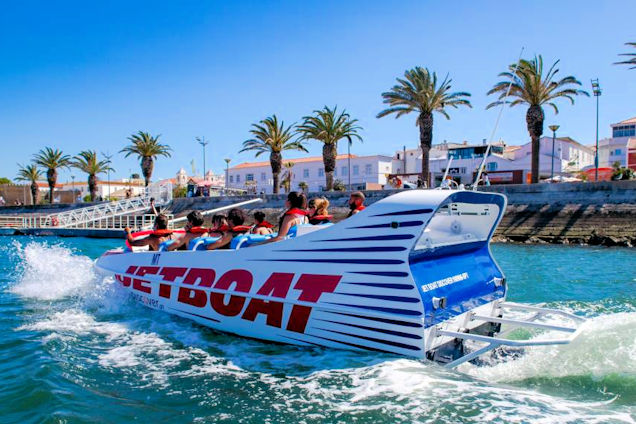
[261, 191, 308, 244]
[166, 210, 208, 251]
[251, 211, 274, 235]
[347, 191, 366, 217]
[125, 214, 175, 251]
[207, 214, 228, 237]
[307, 197, 332, 225]
[205, 208, 251, 250]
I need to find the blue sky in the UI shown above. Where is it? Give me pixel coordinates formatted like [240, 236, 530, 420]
[1, 0, 634, 183]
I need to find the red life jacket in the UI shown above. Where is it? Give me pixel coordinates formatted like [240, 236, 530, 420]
[356, 205, 366, 212]
[309, 214, 333, 225]
[152, 229, 173, 237]
[256, 221, 274, 229]
[285, 208, 308, 216]
[188, 226, 208, 234]
[229, 225, 251, 234]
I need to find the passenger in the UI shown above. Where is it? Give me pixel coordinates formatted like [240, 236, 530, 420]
[251, 211, 274, 235]
[205, 208, 250, 250]
[308, 197, 332, 225]
[125, 214, 174, 251]
[166, 210, 208, 251]
[208, 214, 228, 237]
[261, 191, 307, 244]
[347, 191, 366, 217]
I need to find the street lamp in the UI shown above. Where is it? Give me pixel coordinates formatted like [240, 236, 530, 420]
[548, 125, 560, 181]
[197, 137, 209, 178]
[224, 158, 231, 190]
[71, 175, 75, 203]
[102, 151, 113, 201]
[591, 79, 602, 181]
[347, 139, 352, 191]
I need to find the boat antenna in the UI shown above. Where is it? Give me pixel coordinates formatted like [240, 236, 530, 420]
[473, 47, 525, 191]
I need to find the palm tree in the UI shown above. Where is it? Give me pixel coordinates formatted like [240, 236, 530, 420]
[16, 164, 42, 205]
[615, 42, 636, 69]
[298, 106, 362, 191]
[240, 115, 307, 194]
[487, 55, 588, 183]
[33, 148, 72, 203]
[120, 131, 171, 187]
[280, 161, 295, 193]
[298, 181, 308, 193]
[72, 151, 114, 201]
[377, 67, 471, 186]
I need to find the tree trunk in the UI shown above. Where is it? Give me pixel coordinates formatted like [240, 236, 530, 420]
[47, 168, 57, 203]
[142, 157, 154, 187]
[88, 174, 97, 202]
[323, 143, 337, 191]
[270, 151, 282, 194]
[30, 182, 38, 205]
[418, 112, 433, 187]
[526, 105, 545, 184]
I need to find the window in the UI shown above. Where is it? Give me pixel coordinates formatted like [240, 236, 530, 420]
[318, 168, 324, 177]
[246, 173, 254, 182]
[341, 166, 347, 176]
[487, 162, 498, 171]
[334, 167, 337, 176]
[229, 175, 234, 183]
[397, 153, 401, 160]
[303, 169, 309, 178]
[613, 149, 622, 156]
[353, 165, 359, 175]
[613, 125, 636, 138]
[236, 174, 241, 182]
[365, 164, 372, 175]
[261, 172, 266, 181]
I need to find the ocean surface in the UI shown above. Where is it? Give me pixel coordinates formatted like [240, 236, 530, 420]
[0, 236, 634, 423]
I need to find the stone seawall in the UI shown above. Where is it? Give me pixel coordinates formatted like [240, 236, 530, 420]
[169, 181, 636, 246]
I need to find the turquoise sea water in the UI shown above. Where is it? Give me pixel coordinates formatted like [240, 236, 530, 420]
[0, 236, 634, 423]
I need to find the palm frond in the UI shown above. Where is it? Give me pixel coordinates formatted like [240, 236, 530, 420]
[377, 67, 471, 122]
[120, 131, 172, 159]
[32, 147, 72, 170]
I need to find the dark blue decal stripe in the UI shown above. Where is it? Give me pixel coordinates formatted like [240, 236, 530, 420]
[348, 221, 424, 229]
[280, 335, 324, 347]
[315, 327, 421, 351]
[256, 258, 404, 265]
[306, 333, 395, 354]
[350, 271, 409, 277]
[333, 292, 421, 303]
[315, 319, 422, 340]
[326, 302, 422, 316]
[275, 246, 407, 253]
[316, 234, 415, 242]
[342, 282, 414, 290]
[170, 308, 221, 323]
[372, 208, 433, 217]
[325, 311, 423, 328]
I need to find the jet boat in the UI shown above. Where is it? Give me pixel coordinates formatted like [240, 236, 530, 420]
[95, 190, 584, 367]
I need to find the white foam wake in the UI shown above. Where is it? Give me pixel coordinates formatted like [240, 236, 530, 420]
[461, 311, 636, 383]
[10, 241, 98, 301]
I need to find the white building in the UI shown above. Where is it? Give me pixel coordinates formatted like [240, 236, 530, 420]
[596, 116, 636, 169]
[59, 179, 146, 199]
[227, 154, 393, 193]
[394, 137, 594, 186]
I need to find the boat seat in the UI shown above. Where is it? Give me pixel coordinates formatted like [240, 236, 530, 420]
[230, 233, 277, 249]
[189, 236, 221, 251]
[158, 240, 177, 251]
